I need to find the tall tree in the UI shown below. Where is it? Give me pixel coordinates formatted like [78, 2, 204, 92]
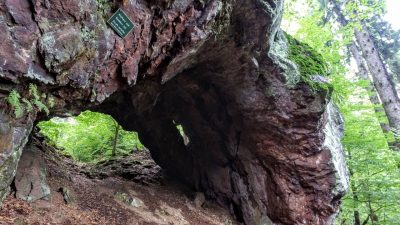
[348, 43, 391, 133]
[354, 22, 400, 143]
[331, 0, 397, 146]
[112, 121, 120, 157]
[367, 16, 400, 83]
[388, 53, 400, 82]
[331, 0, 400, 147]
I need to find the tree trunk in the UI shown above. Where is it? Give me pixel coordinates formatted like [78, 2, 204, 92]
[112, 122, 120, 157]
[347, 149, 361, 225]
[355, 24, 400, 143]
[348, 43, 391, 133]
[331, 0, 400, 147]
[365, 183, 378, 225]
[391, 59, 400, 83]
[351, 174, 361, 225]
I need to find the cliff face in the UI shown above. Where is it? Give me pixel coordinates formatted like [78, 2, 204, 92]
[0, 0, 348, 224]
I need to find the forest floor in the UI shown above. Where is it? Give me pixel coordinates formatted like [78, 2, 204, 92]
[0, 144, 235, 225]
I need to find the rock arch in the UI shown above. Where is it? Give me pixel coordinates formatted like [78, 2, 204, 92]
[0, 0, 348, 224]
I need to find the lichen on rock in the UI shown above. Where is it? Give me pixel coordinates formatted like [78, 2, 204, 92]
[39, 27, 86, 74]
[15, 145, 51, 203]
[0, 111, 33, 204]
[323, 102, 349, 197]
[268, 30, 301, 86]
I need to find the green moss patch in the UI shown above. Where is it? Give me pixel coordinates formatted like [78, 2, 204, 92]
[284, 33, 330, 91]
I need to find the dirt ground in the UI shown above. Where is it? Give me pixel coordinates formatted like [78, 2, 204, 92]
[0, 146, 236, 225]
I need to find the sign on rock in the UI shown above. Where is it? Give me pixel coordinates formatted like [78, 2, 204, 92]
[107, 9, 134, 38]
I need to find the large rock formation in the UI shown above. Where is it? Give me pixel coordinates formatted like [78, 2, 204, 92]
[0, 0, 348, 224]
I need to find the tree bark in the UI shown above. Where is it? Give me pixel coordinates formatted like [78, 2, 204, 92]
[347, 149, 361, 225]
[354, 23, 400, 142]
[352, 182, 361, 225]
[331, 0, 400, 147]
[350, 170, 361, 225]
[348, 43, 391, 133]
[112, 122, 120, 157]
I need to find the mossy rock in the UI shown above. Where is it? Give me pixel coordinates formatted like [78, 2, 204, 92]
[284, 32, 331, 91]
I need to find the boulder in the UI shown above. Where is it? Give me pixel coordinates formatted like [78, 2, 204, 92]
[0, 110, 33, 204]
[14, 144, 51, 203]
[59, 187, 75, 205]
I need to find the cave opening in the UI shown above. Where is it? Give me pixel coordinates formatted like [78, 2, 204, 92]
[23, 66, 251, 223]
[0, 28, 348, 225]
[36, 110, 145, 163]
[32, 107, 194, 184]
[5, 87, 241, 224]
[87, 67, 252, 223]
[3, 65, 253, 224]
[0, 47, 348, 224]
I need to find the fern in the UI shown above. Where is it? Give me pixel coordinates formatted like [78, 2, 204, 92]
[22, 98, 33, 113]
[29, 83, 40, 100]
[47, 96, 55, 108]
[6, 84, 51, 118]
[7, 90, 24, 118]
[29, 83, 50, 115]
[7, 90, 20, 106]
[33, 99, 49, 115]
[14, 106, 24, 118]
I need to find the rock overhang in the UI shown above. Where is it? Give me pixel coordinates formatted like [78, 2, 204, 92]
[0, 0, 348, 224]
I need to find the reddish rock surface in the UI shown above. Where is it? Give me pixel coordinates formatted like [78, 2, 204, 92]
[0, 0, 348, 224]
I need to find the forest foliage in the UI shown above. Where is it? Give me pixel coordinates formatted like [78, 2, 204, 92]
[283, 0, 400, 224]
[38, 111, 144, 163]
